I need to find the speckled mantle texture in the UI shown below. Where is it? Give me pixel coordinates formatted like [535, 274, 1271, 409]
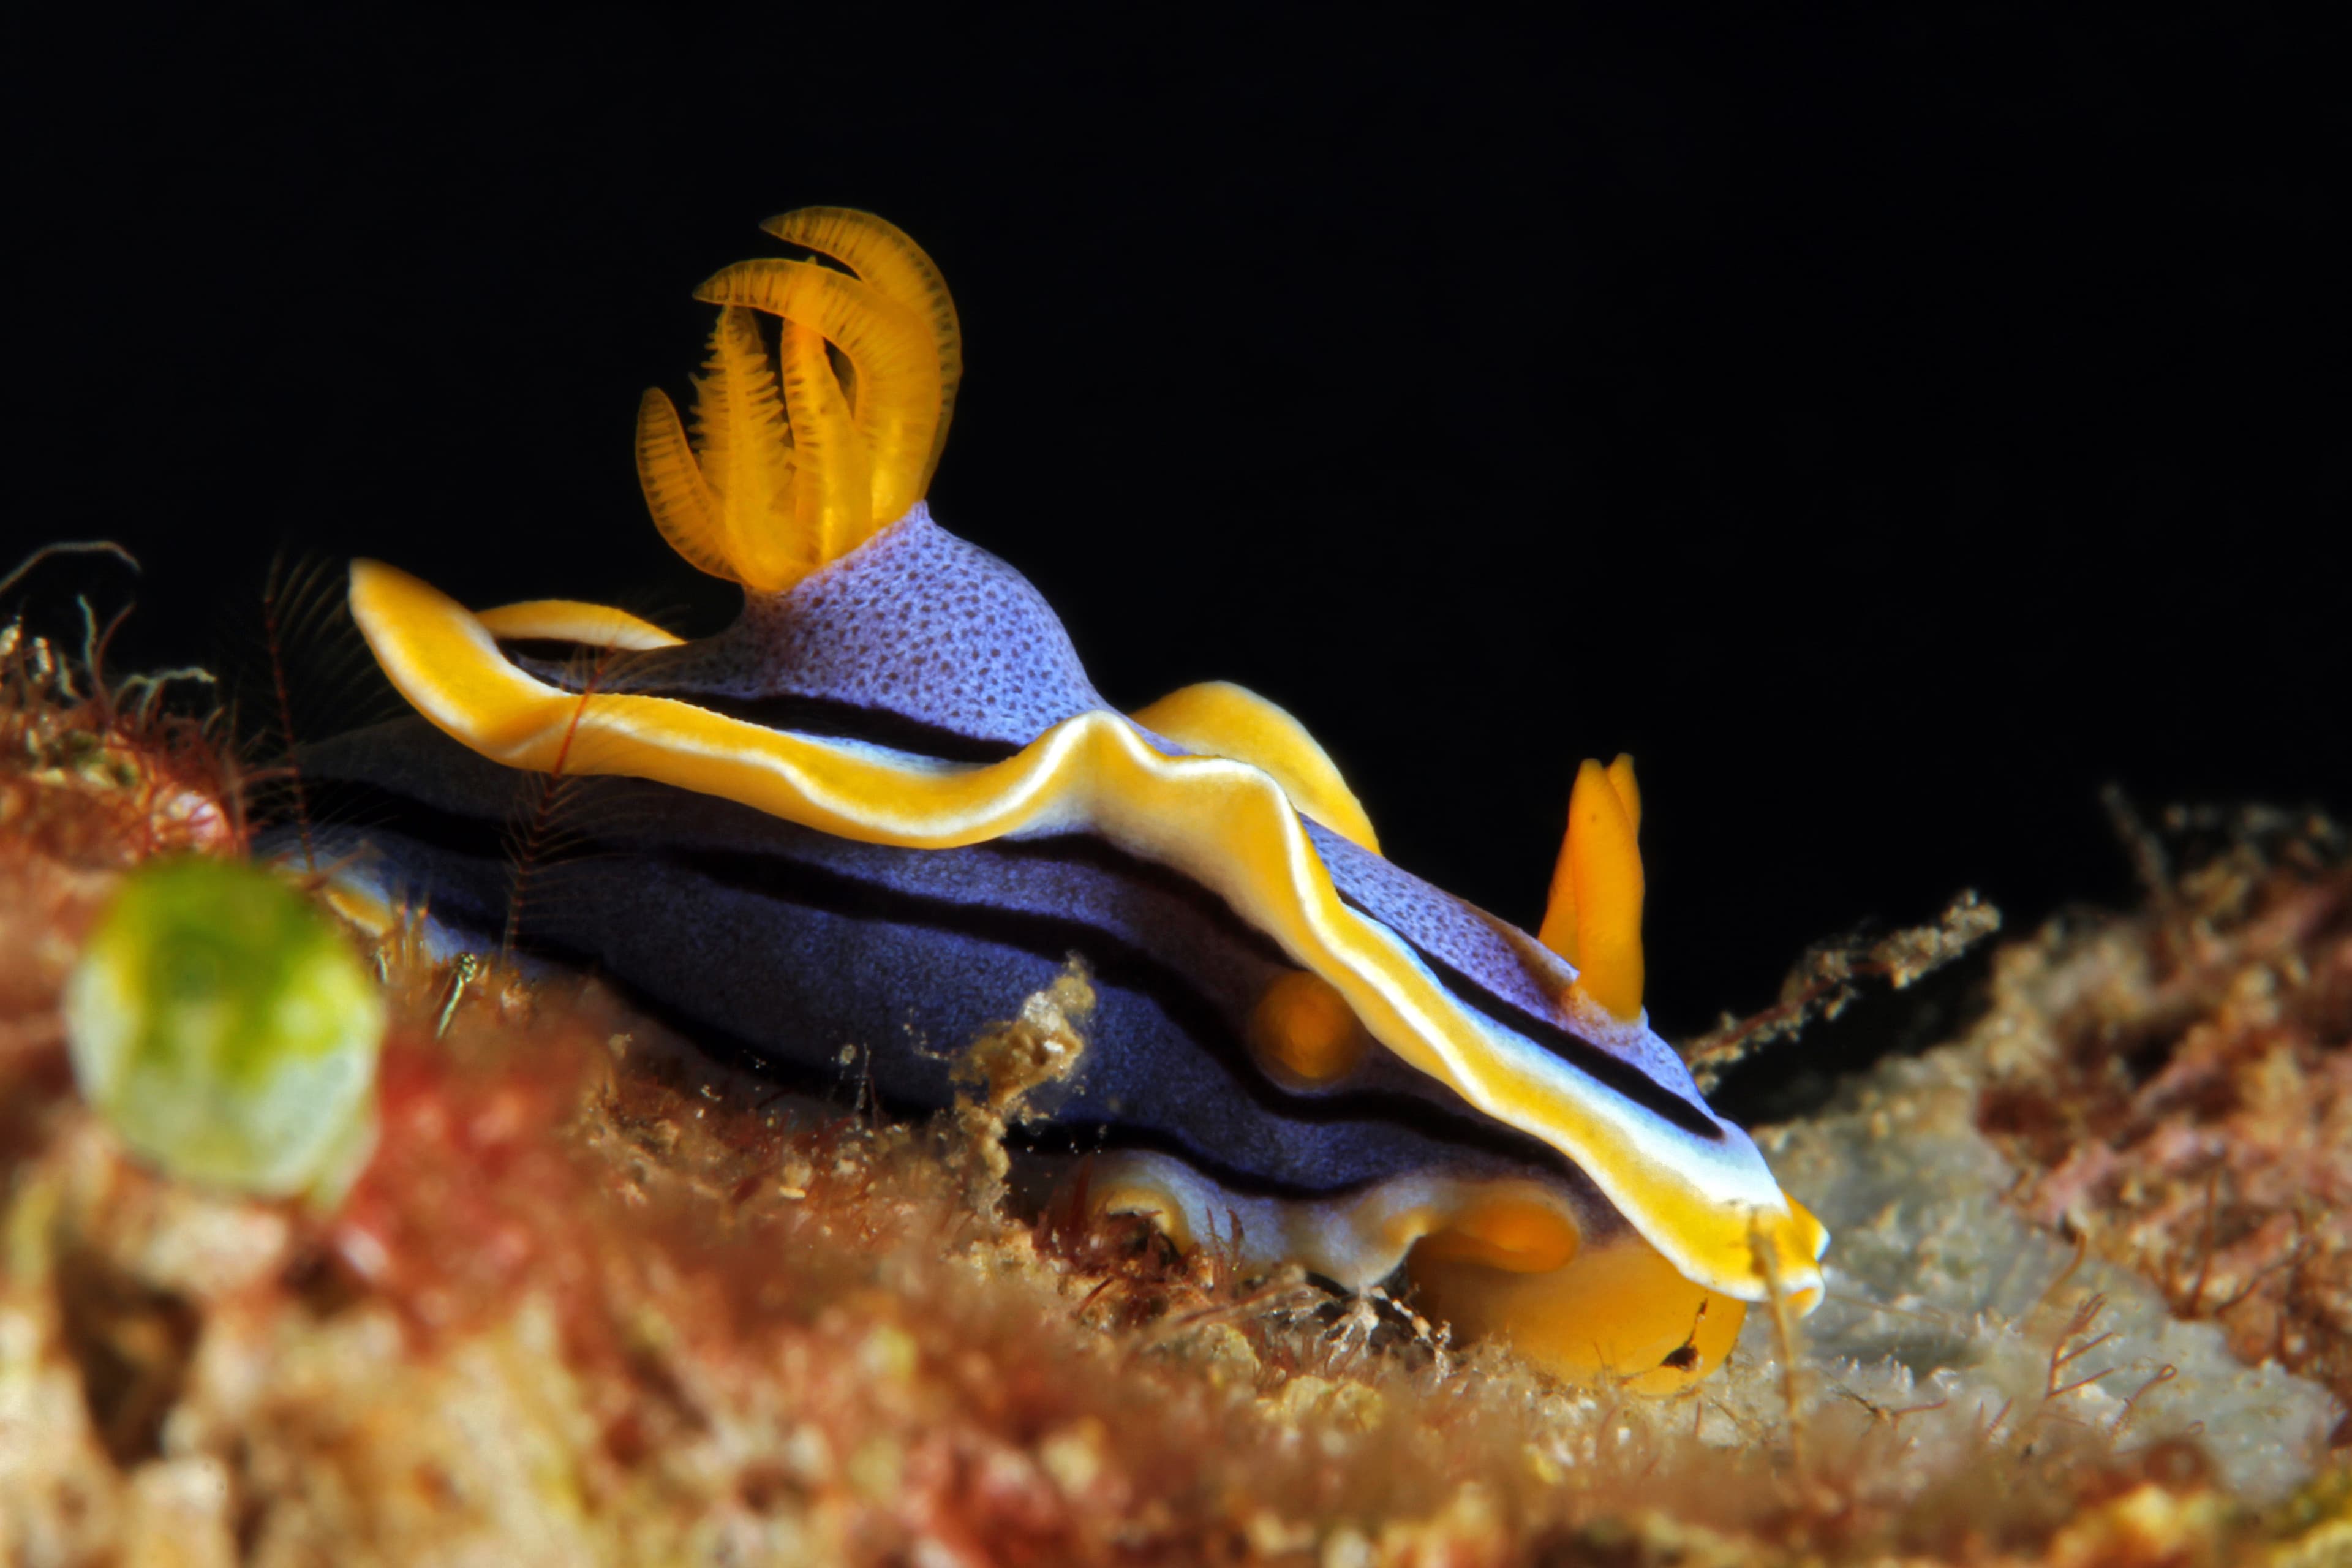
[2, 658, 2349, 1564]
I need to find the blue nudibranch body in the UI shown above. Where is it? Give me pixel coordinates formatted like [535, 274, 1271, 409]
[310, 209, 1825, 1390]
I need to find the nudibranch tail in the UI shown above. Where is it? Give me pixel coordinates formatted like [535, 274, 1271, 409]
[1540, 755, 1646, 1023]
[634, 209, 960, 592]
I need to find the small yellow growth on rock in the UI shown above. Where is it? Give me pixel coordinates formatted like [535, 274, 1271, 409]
[949, 959, 1095, 1215]
[64, 856, 385, 1204]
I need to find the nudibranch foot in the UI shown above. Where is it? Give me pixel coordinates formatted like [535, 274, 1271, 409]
[306, 206, 1826, 1393]
[1085, 1151, 1749, 1392]
[1409, 1221, 1749, 1394]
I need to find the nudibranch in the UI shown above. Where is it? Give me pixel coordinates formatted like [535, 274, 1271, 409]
[296, 209, 1826, 1390]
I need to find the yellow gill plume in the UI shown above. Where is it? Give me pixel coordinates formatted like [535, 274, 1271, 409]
[1538, 755, 1645, 1022]
[634, 208, 961, 592]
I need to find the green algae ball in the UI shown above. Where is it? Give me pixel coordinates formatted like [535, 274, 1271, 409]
[65, 856, 386, 1200]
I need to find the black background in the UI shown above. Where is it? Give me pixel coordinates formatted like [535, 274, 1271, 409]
[10, 8, 2345, 1075]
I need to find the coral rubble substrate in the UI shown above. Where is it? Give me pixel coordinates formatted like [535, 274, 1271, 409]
[2, 653, 2348, 1565]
